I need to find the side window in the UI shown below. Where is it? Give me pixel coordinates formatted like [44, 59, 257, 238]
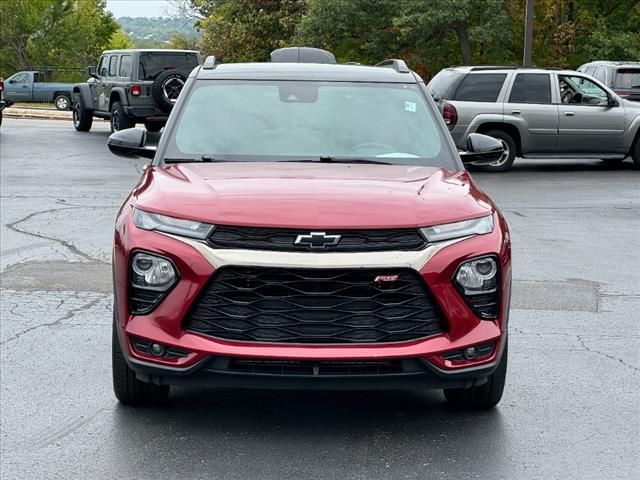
[98, 56, 109, 77]
[585, 66, 596, 76]
[108, 56, 119, 77]
[119, 55, 132, 78]
[508, 73, 551, 104]
[33, 72, 40, 83]
[559, 75, 609, 106]
[11, 72, 30, 83]
[593, 67, 607, 83]
[454, 73, 507, 102]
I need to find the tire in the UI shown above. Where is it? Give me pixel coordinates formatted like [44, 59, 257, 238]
[152, 69, 186, 112]
[112, 318, 170, 406]
[632, 136, 640, 169]
[72, 97, 93, 132]
[145, 121, 163, 133]
[54, 94, 71, 111]
[110, 101, 134, 133]
[478, 130, 517, 172]
[444, 340, 508, 410]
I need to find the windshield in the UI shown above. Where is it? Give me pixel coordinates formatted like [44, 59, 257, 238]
[138, 53, 199, 81]
[615, 69, 640, 89]
[165, 80, 455, 168]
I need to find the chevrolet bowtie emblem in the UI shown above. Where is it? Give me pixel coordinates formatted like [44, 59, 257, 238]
[294, 232, 342, 249]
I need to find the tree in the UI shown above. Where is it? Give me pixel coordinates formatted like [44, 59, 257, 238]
[167, 33, 200, 50]
[199, 0, 306, 62]
[0, 0, 120, 77]
[108, 30, 134, 50]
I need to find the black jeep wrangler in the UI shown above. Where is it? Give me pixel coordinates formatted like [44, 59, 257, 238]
[72, 49, 202, 133]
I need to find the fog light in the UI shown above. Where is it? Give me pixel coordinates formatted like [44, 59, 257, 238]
[463, 347, 478, 360]
[150, 343, 165, 357]
[455, 256, 498, 293]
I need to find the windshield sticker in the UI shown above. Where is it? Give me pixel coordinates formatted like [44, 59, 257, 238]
[404, 101, 417, 112]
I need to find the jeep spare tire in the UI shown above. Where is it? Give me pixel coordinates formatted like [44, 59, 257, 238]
[152, 69, 186, 112]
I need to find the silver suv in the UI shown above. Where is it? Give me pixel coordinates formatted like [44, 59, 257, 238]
[428, 66, 640, 171]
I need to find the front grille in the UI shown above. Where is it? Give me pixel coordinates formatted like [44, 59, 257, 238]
[222, 358, 405, 376]
[184, 267, 445, 344]
[208, 226, 426, 252]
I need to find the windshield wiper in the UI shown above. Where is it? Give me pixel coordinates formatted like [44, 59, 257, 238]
[164, 155, 227, 164]
[314, 156, 391, 165]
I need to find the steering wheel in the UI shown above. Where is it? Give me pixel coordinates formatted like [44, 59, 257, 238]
[349, 142, 395, 156]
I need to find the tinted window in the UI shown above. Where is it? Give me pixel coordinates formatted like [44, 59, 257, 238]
[454, 74, 506, 102]
[119, 55, 132, 77]
[138, 53, 199, 80]
[427, 69, 465, 99]
[614, 68, 640, 89]
[108, 56, 118, 77]
[509, 73, 551, 103]
[167, 81, 456, 169]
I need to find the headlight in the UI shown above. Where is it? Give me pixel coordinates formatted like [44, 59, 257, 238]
[420, 215, 493, 243]
[133, 208, 214, 239]
[454, 255, 499, 319]
[129, 251, 178, 315]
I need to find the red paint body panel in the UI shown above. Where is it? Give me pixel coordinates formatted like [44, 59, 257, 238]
[114, 163, 511, 377]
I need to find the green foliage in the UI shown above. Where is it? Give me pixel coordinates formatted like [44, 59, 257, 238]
[200, 0, 306, 62]
[108, 29, 134, 50]
[0, 0, 119, 78]
[167, 33, 200, 50]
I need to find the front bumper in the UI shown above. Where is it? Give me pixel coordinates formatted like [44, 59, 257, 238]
[124, 350, 500, 390]
[114, 210, 511, 387]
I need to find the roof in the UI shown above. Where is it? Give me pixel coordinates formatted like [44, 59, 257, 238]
[581, 61, 640, 68]
[101, 49, 200, 54]
[193, 62, 417, 83]
[447, 65, 569, 73]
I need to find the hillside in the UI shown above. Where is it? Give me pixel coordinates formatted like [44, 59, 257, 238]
[116, 16, 200, 46]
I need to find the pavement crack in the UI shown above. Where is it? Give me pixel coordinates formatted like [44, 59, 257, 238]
[576, 335, 640, 373]
[5, 206, 109, 265]
[0, 296, 104, 346]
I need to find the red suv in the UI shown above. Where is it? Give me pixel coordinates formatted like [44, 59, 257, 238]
[108, 49, 511, 409]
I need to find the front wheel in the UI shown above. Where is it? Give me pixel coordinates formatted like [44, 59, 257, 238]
[112, 320, 170, 405]
[110, 101, 134, 132]
[54, 94, 71, 111]
[478, 130, 517, 172]
[72, 97, 92, 132]
[444, 340, 508, 409]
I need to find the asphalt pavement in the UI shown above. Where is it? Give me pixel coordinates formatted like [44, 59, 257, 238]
[1, 121, 639, 480]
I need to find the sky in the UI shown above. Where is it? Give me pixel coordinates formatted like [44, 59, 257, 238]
[106, 0, 176, 18]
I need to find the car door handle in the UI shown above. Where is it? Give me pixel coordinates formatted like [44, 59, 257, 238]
[564, 111, 575, 116]
[511, 110, 521, 115]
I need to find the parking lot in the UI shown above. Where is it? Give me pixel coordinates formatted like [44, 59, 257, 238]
[1, 121, 639, 479]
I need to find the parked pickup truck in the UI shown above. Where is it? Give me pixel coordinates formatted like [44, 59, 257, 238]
[3, 71, 75, 110]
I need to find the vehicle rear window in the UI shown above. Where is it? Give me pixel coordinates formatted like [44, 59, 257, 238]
[167, 80, 456, 169]
[427, 69, 465, 100]
[138, 53, 199, 81]
[454, 73, 507, 102]
[614, 68, 640, 89]
[509, 73, 551, 103]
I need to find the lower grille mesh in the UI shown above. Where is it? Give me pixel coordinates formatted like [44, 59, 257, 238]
[184, 267, 445, 344]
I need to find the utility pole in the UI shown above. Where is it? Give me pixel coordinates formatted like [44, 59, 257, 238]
[523, 0, 535, 66]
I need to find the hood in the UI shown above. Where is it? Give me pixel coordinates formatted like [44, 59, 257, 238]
[133, 162, 493, 229]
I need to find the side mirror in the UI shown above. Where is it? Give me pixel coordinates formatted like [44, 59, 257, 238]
[459, 133, 504, 166]
[88, 66, 99, 79]
[107, 128, 156, 159]
[8, 79, 15, 84]
[607, 95, 618, 107]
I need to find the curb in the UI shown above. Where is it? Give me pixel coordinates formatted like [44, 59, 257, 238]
[4, 107, 72, 120]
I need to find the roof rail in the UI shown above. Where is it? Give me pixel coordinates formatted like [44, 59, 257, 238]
[375, 59, 410, 73]
[202, 56, 218, 70]
[468, 65, 565, 71]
